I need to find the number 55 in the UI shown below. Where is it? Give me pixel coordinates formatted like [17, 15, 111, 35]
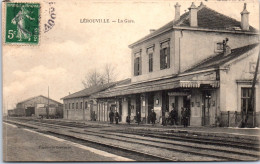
[8, 30, 14, 39]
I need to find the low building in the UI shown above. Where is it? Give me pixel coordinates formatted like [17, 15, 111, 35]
[14, 95, 63, 118]
[94, 2, 259, 127]
[61, 79, 130, 120]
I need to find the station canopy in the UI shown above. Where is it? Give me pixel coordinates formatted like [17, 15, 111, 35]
[92, 71, 219, 99]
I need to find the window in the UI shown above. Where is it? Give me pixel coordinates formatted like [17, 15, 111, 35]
[72, 103, 74, 109]
[69, 103, 71, 109]
[76, 102, 78, 109]
[149, 53, 153, 72]
[241, 88, 254, 113]
[80, 102, 83, 109]
[134, 52, 142, 76]
[160, 47, 170, 69]
[65, 104, 67, 109]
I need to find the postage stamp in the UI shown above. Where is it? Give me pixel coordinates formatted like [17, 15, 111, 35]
[5, 3, 40, 45]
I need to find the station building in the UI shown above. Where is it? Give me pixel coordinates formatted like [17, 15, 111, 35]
[93, 2, 260, 127]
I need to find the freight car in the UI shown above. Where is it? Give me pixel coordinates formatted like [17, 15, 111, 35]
[9, 105, 63, 119]
[13, 108, 26, 117]
[35, 106, 63, 119]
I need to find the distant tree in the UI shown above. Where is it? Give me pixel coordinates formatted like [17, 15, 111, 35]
[82, 63, 118, 88]
[82, 69, 103, 88]
[104, 63, 117, 83]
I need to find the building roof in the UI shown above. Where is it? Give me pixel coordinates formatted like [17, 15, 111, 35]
[93, 71, 219, 98]
[17, 95, 62, 105]
[95, 43, 259, 98]
[185, 43, 259, 73]
[129, 4, 258, 48]
[61, 78, 131, 100]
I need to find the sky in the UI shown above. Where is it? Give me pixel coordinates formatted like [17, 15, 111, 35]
[2, 0, 259, 112]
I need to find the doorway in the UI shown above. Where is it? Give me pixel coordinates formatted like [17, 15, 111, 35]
[183, 95, 191, 126]
[128, 98, 131, 116]
[119, 99, 122, 122]
[147, 93, 154, 124]
[162, 91, 169, 124]
[136, 94, 141, 121]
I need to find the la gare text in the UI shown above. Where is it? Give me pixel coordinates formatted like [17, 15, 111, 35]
[80, 18, 135, 24]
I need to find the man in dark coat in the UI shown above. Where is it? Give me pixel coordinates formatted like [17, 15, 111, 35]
[115, 111, 120, 124]
[181, 107, 185, 126]
[136, 111, 141, 125]
[184, 108, 190, 127]
[151, 109, 156, 125]
[182, 108, 189, 127]
[170, 107, 178, 125]
[109, 109, 114, 124]
[126, 115, 131, 125]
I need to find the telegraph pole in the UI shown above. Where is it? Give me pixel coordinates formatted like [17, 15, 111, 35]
[245, 50, 260, 127]
[47, 86, 50, 119]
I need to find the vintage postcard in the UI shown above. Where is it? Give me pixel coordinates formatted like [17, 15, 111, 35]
[2, 0, 260, 162]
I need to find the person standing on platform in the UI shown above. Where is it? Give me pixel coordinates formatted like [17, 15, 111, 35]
[173, 108, 178, 125]
[126, 115, 131, 125]
[183, 108, 189, 127]
[186, 108, 191, 126]
[164, 111, 169, 126]
[181, 107, 185, 127]
[136, 111, 141, 125]
[109, 108, 114, 124]
[115, 111, 120, 124]
[184, 108, 190, 127]
[170, 104, 178, 125]
[151, 109, 156, 126]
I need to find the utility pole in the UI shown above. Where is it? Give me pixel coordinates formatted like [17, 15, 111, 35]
[47, 86, 50, 119]
[244, 50, 260, 127]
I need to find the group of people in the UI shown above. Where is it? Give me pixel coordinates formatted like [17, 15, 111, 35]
[109, 109, 120, 124]
[109, 105, 190, 127]
[162, 104, 190, 127]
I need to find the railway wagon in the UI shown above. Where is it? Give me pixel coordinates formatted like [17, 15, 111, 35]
[13, 108, 26, 117]
[35, 106, 62, 118]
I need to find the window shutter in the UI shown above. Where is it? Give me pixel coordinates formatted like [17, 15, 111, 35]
[151, 57, 153, 72]
[134, 58, 137, 76]
[148, 56, 151, 72]
[160, 49, 164, 69]
[149, 53, 153, 72]
[139, 55, 142, 75]
[167, 47, 170, 68]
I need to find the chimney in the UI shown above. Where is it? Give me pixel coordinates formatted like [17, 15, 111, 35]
[174, 2, 181, 21]
[223, 38, 231, 56]
[199, 2, 205, 8]
[241, 3, 250, 31]
[189, 2, 198, 27]
[150, 29, 156, 33]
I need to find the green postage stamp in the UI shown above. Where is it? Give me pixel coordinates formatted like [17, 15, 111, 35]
[5, 3, 40, 45]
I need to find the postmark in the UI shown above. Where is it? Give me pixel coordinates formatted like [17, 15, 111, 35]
[44, 2, 56, 33]
[5, 3, 40, 45]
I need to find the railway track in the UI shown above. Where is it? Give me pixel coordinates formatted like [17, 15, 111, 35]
[5, 118, 260, 161]
[72, 129, 258, 161]
[109, 129, 260, 151]
[9, 117, 260, 149]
